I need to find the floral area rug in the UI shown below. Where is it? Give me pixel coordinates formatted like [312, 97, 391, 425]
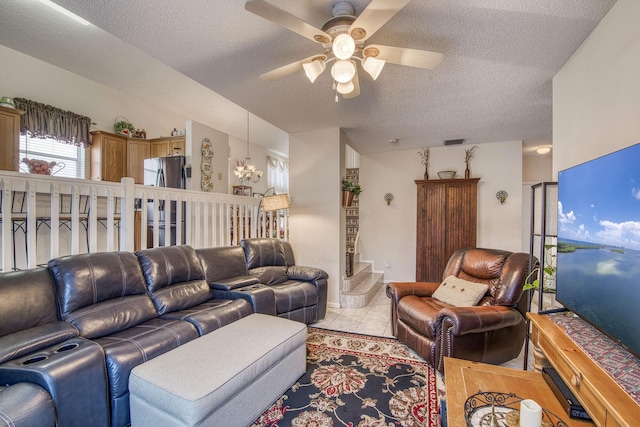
[251, 327, 444, 427]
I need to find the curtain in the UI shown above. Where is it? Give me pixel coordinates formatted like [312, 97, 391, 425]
[267, 156, 289, 195]
[14, 98, 92, 147]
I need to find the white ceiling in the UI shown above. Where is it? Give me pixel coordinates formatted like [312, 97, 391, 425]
[0, 0, 616, 155]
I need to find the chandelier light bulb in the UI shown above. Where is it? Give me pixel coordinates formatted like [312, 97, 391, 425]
[336, 80, 355, 95]
[332, 33, 356, 60]
[331, 60, 356, 84]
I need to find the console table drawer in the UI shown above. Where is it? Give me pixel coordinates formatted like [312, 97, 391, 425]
[556, 355, 606, 422]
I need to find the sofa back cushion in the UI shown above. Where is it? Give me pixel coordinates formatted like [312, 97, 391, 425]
[136, 245, 210, 315]
[197, 246, 249, 282]
[0, 268, 59, 337]
[48, 251, 157, 338]
[241, 238, 287, 269]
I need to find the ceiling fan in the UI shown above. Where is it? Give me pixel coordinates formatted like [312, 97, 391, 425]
[245, 0, 444, 101]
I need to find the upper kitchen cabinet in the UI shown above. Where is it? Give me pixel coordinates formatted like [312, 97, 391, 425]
[0, 105, 25, 172]
[149, 136, 185, 158]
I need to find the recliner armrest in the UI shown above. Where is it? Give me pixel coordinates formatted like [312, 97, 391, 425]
[208, 276, 260, 291]
[0, 322, 78, 365]
[437, 305, 523, 336]
[386, 282, 439, 304]
[286, 265, 328, 283]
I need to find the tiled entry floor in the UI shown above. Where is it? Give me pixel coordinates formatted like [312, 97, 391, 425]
[311, 286, 393, 337]
[311, 285, 532, 370]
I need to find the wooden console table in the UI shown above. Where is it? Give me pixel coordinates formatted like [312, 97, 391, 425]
[528, 313, 640, 426]
[444, 357, 591, 427]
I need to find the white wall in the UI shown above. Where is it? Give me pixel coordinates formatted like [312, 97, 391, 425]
[187, 120, 229, 193]
[289, 128, 342, 307]
[359, 140, 523, 282]
[0, 45, 187, 139]
[553, 0, 640, 174]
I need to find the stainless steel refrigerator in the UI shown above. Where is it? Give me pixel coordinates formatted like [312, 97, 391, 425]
[144, 156, 186, 245]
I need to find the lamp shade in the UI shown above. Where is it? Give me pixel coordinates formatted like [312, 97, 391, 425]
[262, 194, 290, 211]
[303, 59, 325, 83]
[331, 60, 356, 84]
[336, 80, 355, 95]
[363, 56, 385, 80]
[332, 33, 356, 60]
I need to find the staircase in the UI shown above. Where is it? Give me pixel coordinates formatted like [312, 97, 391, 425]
[340, 254, 384, 308]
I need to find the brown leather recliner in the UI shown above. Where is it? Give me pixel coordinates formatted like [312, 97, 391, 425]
[387, 247, 532, 373]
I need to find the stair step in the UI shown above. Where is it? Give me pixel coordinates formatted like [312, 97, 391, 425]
[340, 272, 384, 308]
[343, 262, 372, 291]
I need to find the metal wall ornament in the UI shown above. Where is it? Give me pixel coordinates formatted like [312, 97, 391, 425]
[201, 138, 214, 192]
[384, 193, 394, 205]
[496, 190, 508, 204]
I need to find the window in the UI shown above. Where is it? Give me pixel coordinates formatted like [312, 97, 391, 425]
[19, 134, 86, 179]
[267, 156, 289, 194]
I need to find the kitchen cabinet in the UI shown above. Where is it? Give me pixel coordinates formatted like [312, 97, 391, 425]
[90, 131, 127, 182]
[0, 105, 25, 172]
[415, 178, 479, 282]
[149, 136, 185, 157]
[127, 139, 150, 184]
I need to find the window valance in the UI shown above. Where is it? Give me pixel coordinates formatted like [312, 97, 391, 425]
[14, 98, 92, 147]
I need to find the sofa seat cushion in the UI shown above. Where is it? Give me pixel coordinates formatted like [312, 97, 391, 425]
[271, 281, 319, 315]
[159, 299, 253, 335]
[397, 295, 449, 340]
[0, 383, 56, 427]
[93, 318, 199, 426]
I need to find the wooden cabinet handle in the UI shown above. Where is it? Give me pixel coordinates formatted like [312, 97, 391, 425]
[571, 373, 581, 387]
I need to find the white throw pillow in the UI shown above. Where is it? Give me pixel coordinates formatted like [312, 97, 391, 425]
[432, 275, 489, 307]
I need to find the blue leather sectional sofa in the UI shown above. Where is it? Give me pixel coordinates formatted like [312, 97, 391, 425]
[0, 238, 328, 427]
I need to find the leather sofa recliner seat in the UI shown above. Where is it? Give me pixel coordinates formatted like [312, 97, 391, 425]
[387, 247, 532, 373]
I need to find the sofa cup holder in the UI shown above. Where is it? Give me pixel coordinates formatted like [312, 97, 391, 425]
[22, 355, 49, 365]
[56, 342, 80, 353]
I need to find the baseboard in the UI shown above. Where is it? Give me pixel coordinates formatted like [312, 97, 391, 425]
[327, 301, 341, 309]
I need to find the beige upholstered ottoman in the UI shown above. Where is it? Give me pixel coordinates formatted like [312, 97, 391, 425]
[129, 314, 307, 427]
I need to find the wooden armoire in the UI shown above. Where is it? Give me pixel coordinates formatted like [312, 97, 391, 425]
[415, 178, 479, 282]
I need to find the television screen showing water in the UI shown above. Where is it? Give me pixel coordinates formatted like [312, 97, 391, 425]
[557, 143, 640, 357]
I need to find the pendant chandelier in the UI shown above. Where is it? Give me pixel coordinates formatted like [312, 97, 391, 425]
[234, 112, 263, 184]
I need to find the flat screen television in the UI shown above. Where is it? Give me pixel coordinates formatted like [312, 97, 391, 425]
[556, 143, 640, 358]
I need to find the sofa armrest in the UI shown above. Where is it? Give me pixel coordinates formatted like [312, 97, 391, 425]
[0, 322, 78, 365]
[208, 276, 260, 291]
[286, 265, 328, 283]
[437, 305, 523, 336]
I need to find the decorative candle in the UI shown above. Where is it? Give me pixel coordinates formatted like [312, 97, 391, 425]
[520, 399, 543, 427]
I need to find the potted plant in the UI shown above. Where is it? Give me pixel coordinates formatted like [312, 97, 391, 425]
[341, 179, 362, 207]
[114, 119, 135, 136]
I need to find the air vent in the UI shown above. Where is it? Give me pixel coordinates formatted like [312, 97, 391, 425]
[444, 139, 465, 146]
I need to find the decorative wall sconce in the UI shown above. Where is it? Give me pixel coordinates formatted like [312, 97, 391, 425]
[496, 190, 508, 204]
[384, 193, 394, 206]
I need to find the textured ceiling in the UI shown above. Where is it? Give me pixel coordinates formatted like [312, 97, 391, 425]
[0, 0, 617, 155]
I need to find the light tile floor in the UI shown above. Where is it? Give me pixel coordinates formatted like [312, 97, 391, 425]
[310, 285, 533, 371]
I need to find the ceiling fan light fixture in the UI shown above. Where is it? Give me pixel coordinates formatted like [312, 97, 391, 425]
[332, 33, 356, 60]
[363, 56, 385, 80]
[331, 59, 356, 83]
[303, 59, 325, 83]
[336, 80, 355, 95]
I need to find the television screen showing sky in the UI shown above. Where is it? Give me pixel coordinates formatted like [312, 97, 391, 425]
[558, 143, 640, 251]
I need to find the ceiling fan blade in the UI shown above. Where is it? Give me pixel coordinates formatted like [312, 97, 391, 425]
[348, 0, 411, 42]
[246, 0, 332, 44]
[343, 71, 360, 99]
[365, 44, 444, 69]
[259, 55, 327, 81]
